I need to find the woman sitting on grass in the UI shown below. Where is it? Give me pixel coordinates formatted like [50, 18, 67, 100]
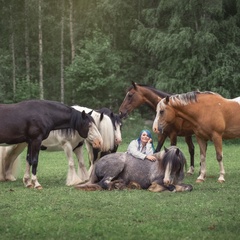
[127, 129, 156, 161]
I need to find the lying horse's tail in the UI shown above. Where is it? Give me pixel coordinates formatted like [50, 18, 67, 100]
[75, 162, 100, 191]
[75, 183, 103, 191]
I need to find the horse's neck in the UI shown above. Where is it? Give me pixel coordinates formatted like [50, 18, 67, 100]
[140, 88, 160, 109]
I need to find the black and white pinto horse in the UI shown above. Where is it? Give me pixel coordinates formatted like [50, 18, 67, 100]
[0, 100, 102, 189]
[0, 105, 122, 186]
[75, 146, 193, 192]
[72, 106, 122, 180]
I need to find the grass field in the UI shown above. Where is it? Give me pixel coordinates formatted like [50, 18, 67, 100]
[1, 118, 240, 240]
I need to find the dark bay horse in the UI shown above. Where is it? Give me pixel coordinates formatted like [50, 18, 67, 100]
[119, 82, 195, 174]
[154, 91, 240, 183]
[75, 146, 193, 192]
[0, 100, 102, 189]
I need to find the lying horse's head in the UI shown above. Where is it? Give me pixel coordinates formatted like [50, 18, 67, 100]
[155, 146, 186, 186]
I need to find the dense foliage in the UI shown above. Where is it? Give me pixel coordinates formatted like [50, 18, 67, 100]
[1, 0, 240, 112]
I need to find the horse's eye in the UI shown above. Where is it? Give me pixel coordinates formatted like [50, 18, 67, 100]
[159, 110, 164, 115]
[128, 93, 132, 99]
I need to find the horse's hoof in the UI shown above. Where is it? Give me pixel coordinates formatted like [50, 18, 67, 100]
[26, 184, 33, 188]
[196, 179, 204, 183]
[185, 185, 193, 191]
[186, 172, 193, 176]
[35, 185, 43, 190]
[217, 180, 225, 183]
[6, 176, 17, 181]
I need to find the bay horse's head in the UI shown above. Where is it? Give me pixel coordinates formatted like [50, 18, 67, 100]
[160, 146, 186, 186]
[153, 96, 176, 134]
[119, 82, 145, 118]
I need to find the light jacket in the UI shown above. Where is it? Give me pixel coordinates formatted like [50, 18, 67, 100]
[127, 139, 154, 160]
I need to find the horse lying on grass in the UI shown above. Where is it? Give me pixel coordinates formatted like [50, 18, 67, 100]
[75, 146, 193, 192]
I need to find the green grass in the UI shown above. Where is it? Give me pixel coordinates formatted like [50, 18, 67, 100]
[1, 119, 240, 240]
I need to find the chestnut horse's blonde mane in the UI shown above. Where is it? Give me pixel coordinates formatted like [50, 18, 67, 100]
[169, 91, 216, 106]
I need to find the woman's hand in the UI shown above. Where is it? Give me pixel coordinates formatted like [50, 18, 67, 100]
[148, 138, 152, 143]
[146, 155, 156, 161]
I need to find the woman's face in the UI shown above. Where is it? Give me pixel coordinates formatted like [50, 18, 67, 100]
[140, 131, 150, 144]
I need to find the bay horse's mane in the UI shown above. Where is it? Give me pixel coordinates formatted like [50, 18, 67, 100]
[128, 83, 172, 98]
[168, 91, 217, 106]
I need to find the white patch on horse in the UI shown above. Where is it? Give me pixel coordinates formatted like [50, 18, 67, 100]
[232, 97, 240, 105]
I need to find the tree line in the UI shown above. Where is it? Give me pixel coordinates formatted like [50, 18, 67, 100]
[0, 0, 240, 114]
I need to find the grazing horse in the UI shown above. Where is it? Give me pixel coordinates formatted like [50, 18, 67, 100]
[153, 91, 240, 183]
[119, 82, 195, 174]
[75, 146, 193, 192]
[0, 100, 102, 189]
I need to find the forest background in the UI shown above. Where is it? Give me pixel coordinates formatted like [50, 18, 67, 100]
[1, 0, 240, 117]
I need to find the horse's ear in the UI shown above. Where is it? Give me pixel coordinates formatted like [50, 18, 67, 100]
[82, 110, 86, 119]
[164, 146, 168, 152]
[176, 148, 180, 156]
[132, 81, 137, 90]
[100, 112, 104, 121]
[157, 97, 161, 103]
[110, 112, 114, 118]
[89, 110, 93, 115]
[165, 96, 170, 104]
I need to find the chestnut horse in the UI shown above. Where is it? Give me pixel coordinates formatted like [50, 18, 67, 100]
[153, 91, 240, 183]
[119, 82, 195, 174]
[75, 146, 193, 192]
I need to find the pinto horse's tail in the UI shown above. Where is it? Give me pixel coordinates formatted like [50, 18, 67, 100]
[0, 146, 22, 181]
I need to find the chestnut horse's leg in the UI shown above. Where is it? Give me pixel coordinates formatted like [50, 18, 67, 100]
[212, 134, 225, 183]
[184, 136, 195, 175]
[195, 137, 207, 183]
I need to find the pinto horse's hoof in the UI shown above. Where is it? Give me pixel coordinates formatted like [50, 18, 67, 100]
[196, 179, 204, 183]
[217, 180, 225, 183]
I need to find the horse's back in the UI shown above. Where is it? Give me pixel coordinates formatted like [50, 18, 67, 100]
[94, 152, 157, 189]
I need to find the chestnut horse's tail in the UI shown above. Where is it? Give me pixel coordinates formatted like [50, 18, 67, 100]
[0, 146, 22, 181]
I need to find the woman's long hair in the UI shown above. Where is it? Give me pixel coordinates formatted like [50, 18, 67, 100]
[137, 129, 155, 151]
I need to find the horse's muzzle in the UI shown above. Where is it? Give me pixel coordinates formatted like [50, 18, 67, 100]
[92, 139, 102, 149]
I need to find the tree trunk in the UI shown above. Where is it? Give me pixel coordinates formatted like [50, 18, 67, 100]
[39, 0, 44, 99]
[69, 0, 75, 103]
[69, 0, 75, 63]
[60, 0, 65, 103]
[25, 0, 30, 86]
[10, 4, 16, 101]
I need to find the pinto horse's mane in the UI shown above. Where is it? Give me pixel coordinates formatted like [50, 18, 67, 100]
[168, 91, 217, 106]
[128, 83, 172, 98]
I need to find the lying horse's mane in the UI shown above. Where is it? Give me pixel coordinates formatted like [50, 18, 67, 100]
[154, 146, 186, 179]
[169, 91, 216, 106]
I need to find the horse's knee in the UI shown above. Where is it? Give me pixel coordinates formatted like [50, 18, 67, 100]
[216, 153, 222, 162]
